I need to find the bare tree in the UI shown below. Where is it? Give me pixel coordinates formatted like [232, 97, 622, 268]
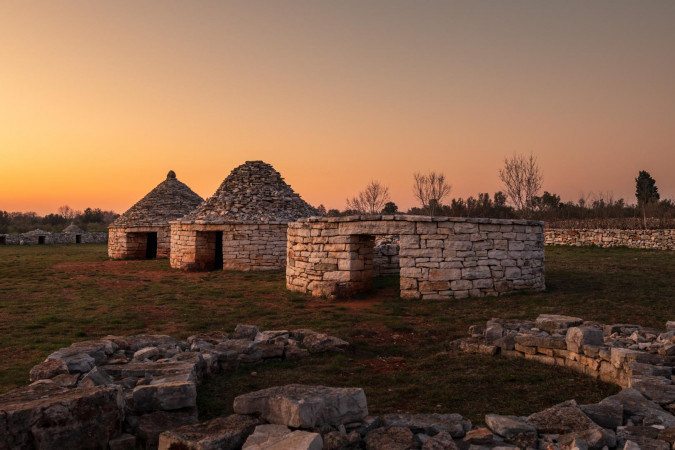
[498, 153, 543, 213]
[412, 171, 452, 217]
[346, 180, 391, 214]
[57, 205, 75, 220]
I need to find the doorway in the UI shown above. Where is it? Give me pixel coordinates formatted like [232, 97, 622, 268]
[214, 231, 223, 270]
[0, 236, 5, 245]
[146, 232, 157, 259]
[75, 235, 81, 244]
[38, 236, 45, 245]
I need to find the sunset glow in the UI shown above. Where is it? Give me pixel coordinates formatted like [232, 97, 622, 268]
[1, 1, 674, 214]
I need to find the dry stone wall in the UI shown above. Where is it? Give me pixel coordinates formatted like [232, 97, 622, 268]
[0, 231, 107, 246]
[373, 236, 400, 276]
[170, 222, 287, 271]
[108, 227, 171, 259]
[287, 215, 545, 300]
[545, 229, 675, 250]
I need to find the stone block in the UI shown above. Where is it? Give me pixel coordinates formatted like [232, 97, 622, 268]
[566, 327, 604, 353]
[232, 385, 368, 428]
[158, 414, 259, 450]
[132, 381, 197, 412]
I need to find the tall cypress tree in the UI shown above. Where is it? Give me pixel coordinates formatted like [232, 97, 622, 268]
[635, 170, 659, 229]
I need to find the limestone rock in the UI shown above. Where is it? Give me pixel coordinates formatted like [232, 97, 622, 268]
[132, 381, 197, 412]
[484, 414, 537, 437]
[382, 413, 471, 438]
[535, 314, 584, 333]
[0, 383, 124, 450]
[528, 400, 599, 434]
[566, 327, 604, 353]
[601, 389, 675, 427]
[463, 427, 493, 445]
[580, 402, 624, 430]
[233, 385, 368, 428]
[29, 358, 69, 382]
[302, 334, 349, 353]
[80, 366, 113, 387]
[422, 431, 460, 449]
[233, 324, 260, 340]
[158, 414, 259, 450]
[364, 426, 414, 450]
[135, 409, 199, 448]
[244, 430, 323, 449]
[558, 427, 616, 450]
[243, 424, 292, 448]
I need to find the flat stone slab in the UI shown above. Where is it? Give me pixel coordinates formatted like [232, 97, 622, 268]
[243, 429, 323, 450]
[0, 383, 124, 450]
[484, 414, 537, 438]
[528, 400, 599, 434]
[158, 414, 259, 450]
[382, 413, 471, 438]
[535, 314, 583, 333]
[233, 384, 368, 428]
[133, 381, 197, 412]
[364, 426, 414, 450]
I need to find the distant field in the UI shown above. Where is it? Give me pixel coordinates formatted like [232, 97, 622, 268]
[1, 244, 674, 424]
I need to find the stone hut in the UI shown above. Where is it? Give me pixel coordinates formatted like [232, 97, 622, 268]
[63, 224, 84, 244]
[21, 229, 52, 245]
[108, 171, 203, 259]
[170, 161, 318, 271]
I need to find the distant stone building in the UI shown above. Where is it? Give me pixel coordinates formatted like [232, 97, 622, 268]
[170, 161, 318, 271]
[108, 171, 203, 260]
[0, 226, 107, 246]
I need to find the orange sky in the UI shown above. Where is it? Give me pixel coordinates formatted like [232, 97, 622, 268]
[1, 1, 674, 215]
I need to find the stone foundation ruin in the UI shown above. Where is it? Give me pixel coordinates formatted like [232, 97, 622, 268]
[3, 316, 674, 450]
[170, 161, 317, 271]
[108, 171, 203, 260]
[286, 215, 545, 300]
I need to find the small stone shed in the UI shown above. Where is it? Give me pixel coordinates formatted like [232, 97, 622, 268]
[170, 161, 317, 271]
[287, 215, 545, 300]
[108, 171, 203, 260]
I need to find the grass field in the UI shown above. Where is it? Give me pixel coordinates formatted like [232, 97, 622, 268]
[1, 244, 674, 424]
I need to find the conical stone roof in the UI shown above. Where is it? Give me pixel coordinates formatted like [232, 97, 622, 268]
[63, 224, 84, 233]
[178, 161, 318, 224]
[110, 171, 204, 228]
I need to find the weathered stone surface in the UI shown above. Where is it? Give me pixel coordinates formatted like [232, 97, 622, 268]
[566, 327, 604, 353]
[558, 428, 616, 450]
[601, 389, 675, 427]
[463, 427, 493, 445]
[233, 385, 368, 428]
[302, 334, 349, 353]
[535, 314, 583, 333]
[382, 413, 471, 438]
[243, 424, 291, 448]
[135, 410, 198, 447]
[484, 414, 537, 437]
[80, 366, 113, 387]
[244, 430, 323, 450]
[158, 414, 259, 450]
[580, 402, 624, 429]
[105, 334, 181, 353]
[28, 358, 69, 382]
[657, 426, 675, 443]
[422, 431, 460, 450]
[133, 346, 160, 361]
[133, 381, 197, 412]
[102, 361, 198, 380]
[233, 324, 260, 340]
[364, 426, 414, 450]
[0, 383, 124, 450]
[528, 400, 600, 434]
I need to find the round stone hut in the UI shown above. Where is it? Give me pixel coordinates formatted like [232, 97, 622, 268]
[108, 171, 203, 260]
[170, 160, 318, 271]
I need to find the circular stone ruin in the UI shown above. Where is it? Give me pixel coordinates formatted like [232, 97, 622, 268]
[1, 316, 674, 449]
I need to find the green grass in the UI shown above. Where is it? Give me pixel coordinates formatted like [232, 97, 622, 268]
[1, 244, 674, 424]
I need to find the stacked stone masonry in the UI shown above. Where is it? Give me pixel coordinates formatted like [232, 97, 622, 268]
[0, 230, 107, 246]
[545, 228, 675, 250]
[170, 222, 288, 271]
[287, 215, 545, 300]
[373, 235, 400, 276]
[108, 227, 171, 259]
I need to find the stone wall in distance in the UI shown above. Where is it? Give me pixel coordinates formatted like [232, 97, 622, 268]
[544, 228, 675, 250]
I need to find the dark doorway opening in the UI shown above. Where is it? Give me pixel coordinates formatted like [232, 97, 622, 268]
[214, 231, 223, 270]
[0, 236, 5, 245]
[75, 235, 81, 244]
[146, 232, 158, 259]
[38, 236, 45, 245]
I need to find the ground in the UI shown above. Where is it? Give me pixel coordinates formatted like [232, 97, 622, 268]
[1, 244, 674, 425]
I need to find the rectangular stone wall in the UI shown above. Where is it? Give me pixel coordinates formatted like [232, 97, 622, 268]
[287, 216, 545, 300]
[545, 228, 675, 250]
[108, 227, 168, 259]
[170, 222, 288, 271]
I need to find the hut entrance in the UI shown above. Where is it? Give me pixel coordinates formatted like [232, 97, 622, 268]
[145, 232, 158, 259]
[75, 235, 81, 244]
[38, 236, 45, 245]
[0, 236, 5, 245]
[214, 231, 223, 270]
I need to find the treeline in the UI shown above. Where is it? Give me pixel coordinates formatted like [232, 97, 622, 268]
[322, 190, 675, 229]
[0, 207, 119, 234]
